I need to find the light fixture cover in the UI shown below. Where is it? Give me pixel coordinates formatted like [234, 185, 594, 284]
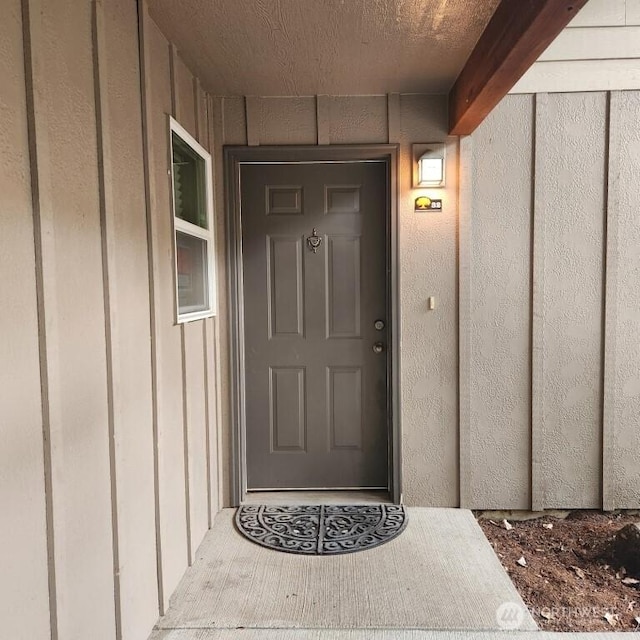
[412, 143, 446, 188]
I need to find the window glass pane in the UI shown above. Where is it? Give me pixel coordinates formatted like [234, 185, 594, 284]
[172, 132, 208, 229]
[176, 231, 208, 314]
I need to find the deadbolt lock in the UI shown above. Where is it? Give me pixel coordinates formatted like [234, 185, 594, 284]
[374, 319, 385, 331]
[372, 342, 385, 354]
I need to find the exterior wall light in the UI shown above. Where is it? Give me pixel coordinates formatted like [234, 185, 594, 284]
[412, 143, 446, 188]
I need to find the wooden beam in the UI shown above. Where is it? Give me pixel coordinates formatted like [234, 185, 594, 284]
[449, 0, 588, 135]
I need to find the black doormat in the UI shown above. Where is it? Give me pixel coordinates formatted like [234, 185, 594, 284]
[235, 504, 408, 555]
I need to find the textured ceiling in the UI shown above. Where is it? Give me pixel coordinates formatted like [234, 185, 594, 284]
[147, 0, 500, 96]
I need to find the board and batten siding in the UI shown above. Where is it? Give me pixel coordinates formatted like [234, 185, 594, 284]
[0, 1, 224, 638]
[512, 0, 640, 93]
[462, 91, 640, 510]
[214, 94, 460, 507]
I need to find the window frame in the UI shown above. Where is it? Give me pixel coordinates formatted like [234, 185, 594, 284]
[169, 116, 217, 323]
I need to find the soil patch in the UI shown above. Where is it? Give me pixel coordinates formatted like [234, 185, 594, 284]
[479, 511, 640, 632]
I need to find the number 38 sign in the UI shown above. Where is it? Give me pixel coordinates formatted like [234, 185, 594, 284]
[414, 196, 443, 212]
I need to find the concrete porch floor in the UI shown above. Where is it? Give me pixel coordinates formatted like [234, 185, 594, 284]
[149, 507, 538, 639]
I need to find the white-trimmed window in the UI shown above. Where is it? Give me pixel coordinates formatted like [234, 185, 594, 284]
[170, 117, 216, 322]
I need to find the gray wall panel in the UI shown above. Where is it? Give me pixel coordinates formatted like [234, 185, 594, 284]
[398, 95, 459, 507]
[469, 91, 625, 510]
[222, 97, 248, 145]
[260, 97, 317, 145]
[172, 49, 210, 566]
[35, 0, 116, 635]
[537, 93, 606, 509]
[604, 91, 640, 508]
[0, 2, 51, 637]
[98, 0, 158, 635]
[469, 95, 534, 509]
[146, 16, 190, 605]
[217, 92, 459, 506]
[329, 96, 388, 144]
[2, 2, 225, 637]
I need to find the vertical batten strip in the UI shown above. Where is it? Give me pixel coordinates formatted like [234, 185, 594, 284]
[136, 0, 165, 613]
[91, 1, 123, 636]
[246, 96, 261, 146]
[531, 93, 548, 511]
[203, 320, 213, 526]
[194, 77, 214, 528]
[316, 95, 330, 145]
[193, 76, 201, 141]
[527, 94, 537, 511]
[212, 319, 224, 512]
[602, 91, 619, 511]
[458, 135, 473, 508]
[21, 0, 59, 635]
[180, 324, 192, 564]
[168, 45, 193, 565]
[168, 44, 179, 122]
[205, 93, 223, 517]
[211, 95, 227, 510]
[387, 93, 400, 144]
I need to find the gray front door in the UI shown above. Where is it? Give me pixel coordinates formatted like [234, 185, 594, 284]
[241, 161, 388, 490]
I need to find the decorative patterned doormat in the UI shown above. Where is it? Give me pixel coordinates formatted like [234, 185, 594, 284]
[235, 504, 408, 555]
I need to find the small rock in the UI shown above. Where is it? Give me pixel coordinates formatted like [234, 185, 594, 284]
[542, 523, 554, 530]
[503, 519, 513, 531]
[614, 523, 640, 575]
[604, 612, 618, 626]
[622, 577, 640, 586]
[517, 556, 527, 567]
[572, 566, 586, 579]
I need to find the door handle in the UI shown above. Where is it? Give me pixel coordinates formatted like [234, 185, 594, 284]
[372, 342, 385, 354]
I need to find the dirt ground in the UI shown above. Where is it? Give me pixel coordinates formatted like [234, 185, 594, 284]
[478, 511, 640, 632]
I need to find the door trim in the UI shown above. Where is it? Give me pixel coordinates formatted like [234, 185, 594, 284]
[224, 145, 401, 506]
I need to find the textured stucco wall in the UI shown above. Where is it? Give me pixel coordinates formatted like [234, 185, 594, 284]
[145, 16, 189, 606]
[39, 1, 116, 636]
[1, 1, 225, 638]
[512, 0, 640, 94]
[5, 5, 640, 640]
[100, 0, 158, 636]
[467, 95, 534, 509]
[0, 2, 51, 637]
[537, 93, 606, 508]
[468, 90, 640, 510]
[398, 97, 459, 507]
[604, 91, 640, 508]
[216, 94, 459, 507]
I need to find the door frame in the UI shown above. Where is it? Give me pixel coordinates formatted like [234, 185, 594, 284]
[224, 145, 401, 506]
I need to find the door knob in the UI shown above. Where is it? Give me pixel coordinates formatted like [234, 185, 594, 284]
[374, 319, 385, 331]
[372, 342, 385, 354]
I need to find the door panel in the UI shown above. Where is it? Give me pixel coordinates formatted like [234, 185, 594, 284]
[269, 367, 306, 452]
[267, 235, 304, 337]
[241, 161, 388, 489]
[327, 366, 363, 450]
[326, 235, 361, 338]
